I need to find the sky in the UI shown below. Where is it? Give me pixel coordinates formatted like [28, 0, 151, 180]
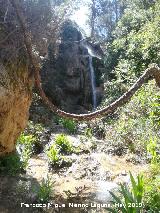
[70, 2, 90, 35]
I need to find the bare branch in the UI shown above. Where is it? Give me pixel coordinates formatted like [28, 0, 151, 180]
[3, 0, 9, 23]
[0, 29, 18, 44]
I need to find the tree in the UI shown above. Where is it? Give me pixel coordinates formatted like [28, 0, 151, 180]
[103, 0, 159, 84]
[87, 0, 125, 42]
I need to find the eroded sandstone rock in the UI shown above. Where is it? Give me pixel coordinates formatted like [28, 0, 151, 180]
[0, 64, 32, 155]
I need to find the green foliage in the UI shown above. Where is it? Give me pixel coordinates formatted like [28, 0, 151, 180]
[102, 79, 128, 106]
[106, 81, 160, 155]
[25, 121, 46, 154]
[143, 163, 160, 211]
[143, 135, 160, 212]
[0, 153, 23, 175]
[103, 0, 160, 98]
[0, 129, 40, 174]
[36, 175, 53, 203]
[55, 134, 73, 154]
[107, 172, 144, 213]
[59, 118, 77, 134]
[147, 135, 159, 164]
[17, 133, 36, 168]
[84, 128, 93, 139]
[130, 172, 144, 203]
[46, 144, 61, 164]
[46, 135, 73, 167]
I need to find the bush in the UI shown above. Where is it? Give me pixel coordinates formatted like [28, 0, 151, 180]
[46, 143, 72, 168]
[0, 153, 23, 175]
[46, 144, 61, 164]
[59, 118, 77, 134]
[36, 175, 53, 202]
[25, 121, 46, 154]
[107, 172, 144, 213]
[104, 81, 160, 156]
[143, 163, 160, 211]
[55, 134, 73, 154]
[46, 134, 73, 167]
[17, 133, 36, 168]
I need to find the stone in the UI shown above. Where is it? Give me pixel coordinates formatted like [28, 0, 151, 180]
[0, 64, 32, 155]
[41, 21, 104, 113]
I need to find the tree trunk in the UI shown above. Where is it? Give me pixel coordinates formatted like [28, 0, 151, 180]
[0, 63, 33, 155]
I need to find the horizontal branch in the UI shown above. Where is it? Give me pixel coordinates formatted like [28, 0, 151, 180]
[10, 0, 160, 121]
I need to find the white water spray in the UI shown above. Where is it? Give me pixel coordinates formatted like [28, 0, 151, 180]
[88, 55, 97, 110]
[81, 40, 97, 110]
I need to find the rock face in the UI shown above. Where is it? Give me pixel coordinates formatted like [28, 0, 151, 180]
[41, 21, 104, 113]
[0, 64, 32, 155]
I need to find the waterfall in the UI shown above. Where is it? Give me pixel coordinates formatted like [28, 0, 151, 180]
[88, 55, 97, 110]
[81, 40, 98, 110]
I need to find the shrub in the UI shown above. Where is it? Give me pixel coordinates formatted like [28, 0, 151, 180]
[59, 118, 77, 134]
[104, 81, 160, 156]
[17, 133, 36, 168]
[46, 143, 72, 168]
[25, 121, 46, 154]
[36, 175, 53, 202]
[55, 134, 73, 154]
[147, 135, 159, 164]
[46, 144, 61, 164]
[0, 153, 23, 175]
[143, 162, 160, 211]
[107, 172, 144, 213]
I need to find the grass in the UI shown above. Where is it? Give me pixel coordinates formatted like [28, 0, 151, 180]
[33, 175, 53, 203]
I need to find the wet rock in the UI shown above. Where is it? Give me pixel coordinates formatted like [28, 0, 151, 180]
[121, 170, 127, 176]
[41, 21, 104, 113]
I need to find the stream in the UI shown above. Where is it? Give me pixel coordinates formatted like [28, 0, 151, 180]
[26, 137, 147, 213]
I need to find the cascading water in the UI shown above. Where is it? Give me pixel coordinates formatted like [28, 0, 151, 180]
[88, 55, 97, 110]
[81, 40, 98, 110]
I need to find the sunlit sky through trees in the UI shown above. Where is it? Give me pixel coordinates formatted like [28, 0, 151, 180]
[70, 0, 90, 35]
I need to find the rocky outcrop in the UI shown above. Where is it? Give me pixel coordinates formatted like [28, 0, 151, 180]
[0, 64, 32, 155]
[41, 21, 104, 113]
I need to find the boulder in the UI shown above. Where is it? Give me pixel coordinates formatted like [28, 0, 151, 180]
[41, 21, 104, 113]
